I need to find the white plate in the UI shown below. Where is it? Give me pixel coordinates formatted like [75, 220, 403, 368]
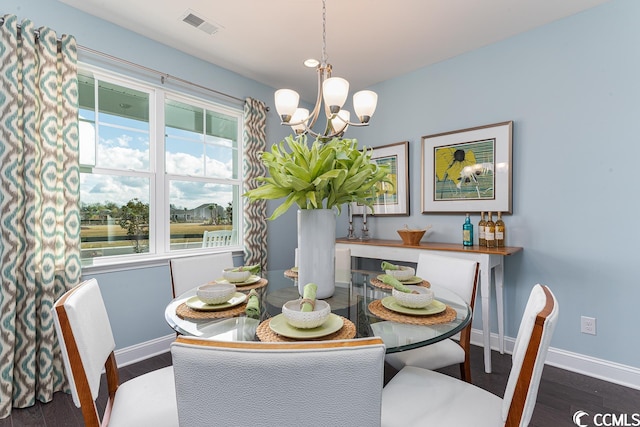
[380, 297, 447, 316]
[185, 292, 247, 311]
[269, 313, 344, 339]
[214, 275, 261, 286]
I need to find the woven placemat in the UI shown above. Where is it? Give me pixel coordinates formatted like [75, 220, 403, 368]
[370, 277, 431, 290]
[368, 300, 456, 326]
[175, 302, 248, 320]
[234, 278, 268, 291]
[256, 316, 356, 342]
[283, 269, 298, 279]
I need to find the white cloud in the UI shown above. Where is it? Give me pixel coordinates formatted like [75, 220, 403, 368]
[84, 135, 236, 210]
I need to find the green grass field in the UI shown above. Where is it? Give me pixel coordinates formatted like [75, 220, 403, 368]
[81, 223, 232, 249]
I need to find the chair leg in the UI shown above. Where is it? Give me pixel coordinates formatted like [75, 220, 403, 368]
[460, 359, 472, 383]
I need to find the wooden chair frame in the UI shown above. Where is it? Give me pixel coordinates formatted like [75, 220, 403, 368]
[458, 261, 479, 382]
[53, 283, 120, 427]
[505, 285, 556, 426]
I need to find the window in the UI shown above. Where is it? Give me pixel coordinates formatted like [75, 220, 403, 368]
[78, 66, 244, 266]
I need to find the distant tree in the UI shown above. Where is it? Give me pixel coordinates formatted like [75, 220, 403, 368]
[118, 198, 149, 253]
[104, 201, 119, 219]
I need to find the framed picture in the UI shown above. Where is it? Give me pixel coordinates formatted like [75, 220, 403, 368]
[421, 121, 513, 214]
[351, 141, 409, 216]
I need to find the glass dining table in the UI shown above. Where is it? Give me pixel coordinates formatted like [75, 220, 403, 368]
[164, 269, 471, 354]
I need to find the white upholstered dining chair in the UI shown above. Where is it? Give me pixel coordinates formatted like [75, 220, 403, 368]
[52, 278, 178, 427]
[384, 253, 479, 382]
[171, 336, 386, 427]
[381, 284, 559, 427]
[169, 252, 234, 298]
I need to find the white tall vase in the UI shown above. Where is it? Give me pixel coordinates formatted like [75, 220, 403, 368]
[297, 209, 336, 299]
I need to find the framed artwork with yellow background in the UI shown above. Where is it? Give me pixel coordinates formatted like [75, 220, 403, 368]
[421, 121, 513, 214]
[351, 141, 409, 216]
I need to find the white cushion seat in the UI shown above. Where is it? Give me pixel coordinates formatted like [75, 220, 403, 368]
[381, 366, 503, 427]
[108, 366, 178, 427]
[385, 338, 465, 372]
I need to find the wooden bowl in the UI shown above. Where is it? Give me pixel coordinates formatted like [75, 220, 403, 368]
[397, 229, 426, 245]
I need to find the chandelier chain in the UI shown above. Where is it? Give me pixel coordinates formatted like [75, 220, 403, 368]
[321, 0, 327, 65]
[274, 0, 377, 139]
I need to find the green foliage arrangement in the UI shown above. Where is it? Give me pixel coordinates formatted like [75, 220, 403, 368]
[244, 135, 390, 220]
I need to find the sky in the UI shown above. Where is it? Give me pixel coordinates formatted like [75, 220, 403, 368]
[79, 113, 239, 210]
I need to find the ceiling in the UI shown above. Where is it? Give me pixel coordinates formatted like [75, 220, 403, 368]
[59, 0, 609, 103]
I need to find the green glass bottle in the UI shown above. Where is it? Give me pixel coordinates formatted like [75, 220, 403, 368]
[463, 213, 473, 246]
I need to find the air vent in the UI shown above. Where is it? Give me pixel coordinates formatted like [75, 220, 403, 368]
[180, 10, 221, 35]
[183, 13, 204, 28]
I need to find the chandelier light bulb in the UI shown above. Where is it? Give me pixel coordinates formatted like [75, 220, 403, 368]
[322, 77, 349, 113]
[290, 108, 310, 134]
[331, 110, 350, 134]
[353, 90, 378, 123]
[274, 89, 300, 122]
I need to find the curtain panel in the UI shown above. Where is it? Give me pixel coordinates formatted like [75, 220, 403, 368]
[0, 15, 80, 417]
[242, 98, 268, 271]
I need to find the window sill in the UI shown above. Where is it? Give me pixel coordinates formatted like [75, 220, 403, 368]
[81, 246, 244, 276]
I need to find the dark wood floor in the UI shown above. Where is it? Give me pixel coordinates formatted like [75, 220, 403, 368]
[2, 345, 638, 426]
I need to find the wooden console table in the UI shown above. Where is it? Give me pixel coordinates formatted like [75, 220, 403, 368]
[336, 237, 523, 373]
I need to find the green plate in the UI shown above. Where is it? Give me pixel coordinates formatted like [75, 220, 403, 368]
[269, 313, 344, 339]
[376, 275, 425, 285]
[214, 275, 261, 286]
[380, 297, 447, 316]
[185, 292, 247, 311]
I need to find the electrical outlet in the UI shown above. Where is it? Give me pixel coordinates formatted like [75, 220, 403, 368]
[581, 316, 596, 335]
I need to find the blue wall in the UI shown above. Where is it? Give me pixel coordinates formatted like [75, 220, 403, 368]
[352, 0, 640, 367]
[4, 0, 639, 368]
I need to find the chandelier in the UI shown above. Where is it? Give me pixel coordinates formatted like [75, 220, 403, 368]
[274, 0, 378, 140]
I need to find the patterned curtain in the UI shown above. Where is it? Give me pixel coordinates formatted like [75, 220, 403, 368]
[243, 98, 268, 270]
[0, 15, 80, 417]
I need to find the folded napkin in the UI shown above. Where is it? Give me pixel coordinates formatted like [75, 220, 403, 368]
[245, 289, 260, 319]
[301, 283, 317, 312]
[380, 274, 414, 293]
[231, 264, 261, 274]
[381, 261, 401, 271]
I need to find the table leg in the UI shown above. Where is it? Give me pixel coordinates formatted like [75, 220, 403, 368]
[495, 261, 505, 354]
[480, 263, 492, 373]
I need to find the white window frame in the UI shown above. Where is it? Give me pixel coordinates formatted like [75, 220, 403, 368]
[79, 64, 245, 274]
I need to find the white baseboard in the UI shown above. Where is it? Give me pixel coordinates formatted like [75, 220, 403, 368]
[114, 334, 174, 367]
[471, 328, 640, 391]
[114, 330, 640, 391]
